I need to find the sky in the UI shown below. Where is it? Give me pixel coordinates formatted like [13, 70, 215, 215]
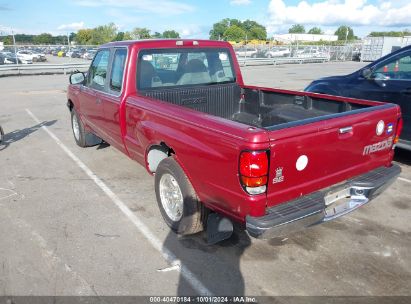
[1, 0, 411, 39]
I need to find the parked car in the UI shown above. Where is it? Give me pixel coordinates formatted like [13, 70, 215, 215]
[16, 51, 33, 64]
[265, 47, 290, 58]
[57, 51, 66, 57]
[1, 53, 22, 64]
[235, 47, 258, 58]
[31, 50, 47, 62]
[70, 51, 82, 58]
[84, 50, 96, 60]
[296, 48, 330, 60]
[67, 39, 401, 244]
[305, 44, 411, 150]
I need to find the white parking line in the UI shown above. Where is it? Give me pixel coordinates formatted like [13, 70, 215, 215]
[26, 109, 211, 296]
[399, 177, 411, 184]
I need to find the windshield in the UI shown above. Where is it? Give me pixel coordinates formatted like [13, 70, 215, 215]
[137, 48, 236, 90]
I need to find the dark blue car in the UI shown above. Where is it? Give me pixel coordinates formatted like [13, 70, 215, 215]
[305, 45, 411, 150]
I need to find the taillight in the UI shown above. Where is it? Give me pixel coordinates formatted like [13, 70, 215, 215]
[394, 117, 403, 144]
[239, 151, 268, 195]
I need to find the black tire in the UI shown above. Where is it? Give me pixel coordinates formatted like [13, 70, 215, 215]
[0, 125, 4, 144]
[71, 108, 87, 147]
[71, 108, 103, 147]
[155, 157, 205, 235]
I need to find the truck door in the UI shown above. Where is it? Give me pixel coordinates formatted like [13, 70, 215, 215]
[80, 48, 111, 137]
[100, 47, 128, 153]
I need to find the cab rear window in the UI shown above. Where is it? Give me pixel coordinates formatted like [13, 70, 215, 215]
[137, 48, 236, 90]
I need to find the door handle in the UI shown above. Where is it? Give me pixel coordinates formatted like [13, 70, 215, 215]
[96, 97, 102, 104]
[339, 126, 353, 134]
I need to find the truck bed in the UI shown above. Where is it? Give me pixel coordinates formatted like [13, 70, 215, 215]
[140, 83, 372, 129]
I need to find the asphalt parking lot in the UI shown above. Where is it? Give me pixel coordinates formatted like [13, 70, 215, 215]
[0, 62, 410, 297]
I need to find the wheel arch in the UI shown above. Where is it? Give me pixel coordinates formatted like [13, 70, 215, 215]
[145, 142, 175, 174]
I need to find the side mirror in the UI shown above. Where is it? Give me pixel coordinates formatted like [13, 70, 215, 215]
[361, 68, 372, 79]
[70, 72, 85, 85]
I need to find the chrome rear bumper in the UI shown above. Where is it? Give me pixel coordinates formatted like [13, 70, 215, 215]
[246, 165, 401, 239]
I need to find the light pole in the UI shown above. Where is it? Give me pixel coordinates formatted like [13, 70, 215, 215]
[12, 29, 18, 66]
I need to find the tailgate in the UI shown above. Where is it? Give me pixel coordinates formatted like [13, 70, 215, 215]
[266, 104, 400, 207]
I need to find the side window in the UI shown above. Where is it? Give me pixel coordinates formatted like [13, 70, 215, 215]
[87, 49, 110, 90]
[374, 52, 411, 80]
[110, 48, 127, 93]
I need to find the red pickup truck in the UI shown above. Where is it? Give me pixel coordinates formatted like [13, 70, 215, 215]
[67, 39, 402, 242]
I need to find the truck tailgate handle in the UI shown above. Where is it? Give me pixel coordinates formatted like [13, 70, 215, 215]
[339, 126, 353, 134]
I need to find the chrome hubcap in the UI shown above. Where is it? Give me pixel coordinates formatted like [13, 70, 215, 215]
[72, 114, 80, 141]
[159, 173, 184, 222]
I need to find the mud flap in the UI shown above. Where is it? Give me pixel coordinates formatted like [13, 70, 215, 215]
[207, 213, 233, 245]
[85, 132, 103, 146]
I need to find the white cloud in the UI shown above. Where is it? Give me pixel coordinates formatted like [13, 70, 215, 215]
[178, 25, 204, 38]
[74, 0, 194, 15]
[230, 0, 251, 5]
[57, 21, 85, 31]
[267, 0, 411, 33]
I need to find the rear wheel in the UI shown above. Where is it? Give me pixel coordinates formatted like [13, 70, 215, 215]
[155, 157, 205, 235]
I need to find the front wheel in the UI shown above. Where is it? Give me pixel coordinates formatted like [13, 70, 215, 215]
[155, 157, 205, 235]
[71, 108, 87, 147]
[71, 108, 103, 147]
[0, 125, 4, 144]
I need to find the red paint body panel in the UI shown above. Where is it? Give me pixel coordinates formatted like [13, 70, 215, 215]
[67, 39, 401, 223]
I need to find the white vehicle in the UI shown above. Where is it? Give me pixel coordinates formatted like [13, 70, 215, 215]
[16, 51, 35, 64]
[265, 47, 290, 58]
[296, 48, 330, 60]
[235, 47, 258, 58]
[31, 50, 47, 62]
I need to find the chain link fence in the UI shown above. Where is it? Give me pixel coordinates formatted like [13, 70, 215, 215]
[232, 43, 362, 62]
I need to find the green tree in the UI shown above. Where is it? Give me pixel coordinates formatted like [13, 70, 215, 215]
[308, 27, 323, 35]
[335, 25, 355, 41]
[33, 33, 53, 44]
[223, 25, 246, 42]
[90, 22, 117, 44]
[1, 36, 13, 45]
[162, 30, 180, 38]
[75, 29, 93, 45]
[210, 18, 266, 40]
[131, 27, 151, 39]
[289, 24, 305, 34]
[209, 18, 232, 40]
[152, 32, 163, 38]
[114, 32, 125, 41]
[242, 19, 267, 40]
[248, 26, 266, 40]
[69, 32, 77, 42]
[369, 29, 411, 37]
[53, 35, 68, 44]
